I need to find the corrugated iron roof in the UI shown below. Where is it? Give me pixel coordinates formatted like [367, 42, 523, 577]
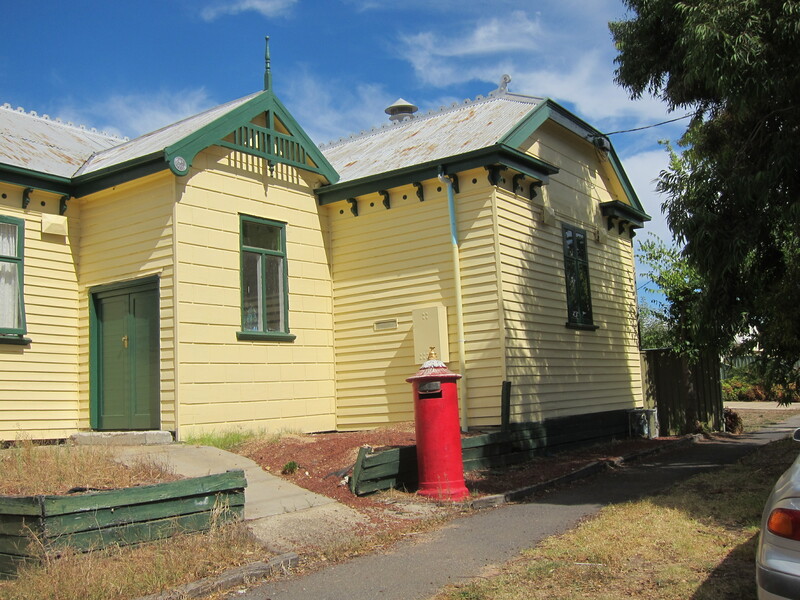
[0, 103, 122, 178]
[76, 92, 259, 176]
[320, 91, 545, 183]
[0, 93, 260, 180]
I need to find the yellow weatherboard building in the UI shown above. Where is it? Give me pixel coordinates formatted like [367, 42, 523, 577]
[0, 43, 649, 443]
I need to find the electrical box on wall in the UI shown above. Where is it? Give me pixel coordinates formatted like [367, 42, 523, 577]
[412, 306, 449, 364]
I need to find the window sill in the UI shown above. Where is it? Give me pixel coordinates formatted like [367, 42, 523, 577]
[0, 335, 32, 345]
[236, 331, 297, 342]
[565, 322, 599, 331]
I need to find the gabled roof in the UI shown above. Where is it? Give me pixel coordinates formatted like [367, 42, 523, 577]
[75, 93, 259, 177]
[0, 87, 338, 198]
[321, 91, 546, 183]
[0, 103, 123, 193]
[317, 86, 649, 222]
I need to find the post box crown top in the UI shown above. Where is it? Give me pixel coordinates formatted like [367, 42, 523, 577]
[406, 351, 462, 383]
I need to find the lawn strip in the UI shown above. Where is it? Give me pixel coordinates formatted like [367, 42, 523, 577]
[434, 437, 798, 600]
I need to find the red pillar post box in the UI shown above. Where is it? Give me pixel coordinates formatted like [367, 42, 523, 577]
[406, 349, 469, 501]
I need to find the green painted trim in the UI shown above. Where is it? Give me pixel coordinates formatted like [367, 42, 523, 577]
[562, 224, 595, 328]
[238, 214, 293, 339]
[71, 154, 166, 198]
[88, 276, 159, 431]
[0, 214, 27, 336]
[164, 91, 339, 184]
[605, 146, 649, 219]
[565, 322, 600, 331]
[498, 102, 552, 149]
[0, 165, 72, 196]
[0, 335, 31, 345]
[236, 331, 297, 342]
[499, 99, 650, 219]
[89, 287, 99, 429]
[317, 144, 558, 205]
[599, 199, 649, 228]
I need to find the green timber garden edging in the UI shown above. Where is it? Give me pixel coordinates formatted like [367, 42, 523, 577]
[350, 409, 630, 496]
[0, 469, 246, 578]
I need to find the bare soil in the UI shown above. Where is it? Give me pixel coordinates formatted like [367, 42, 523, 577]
[238, 423, 678, 546]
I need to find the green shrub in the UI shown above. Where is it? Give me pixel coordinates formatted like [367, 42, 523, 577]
[721, 375, 799, 404]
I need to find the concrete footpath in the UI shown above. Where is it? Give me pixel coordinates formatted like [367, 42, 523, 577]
[230, 414, 800, 600]
[107, 443, 369, 553]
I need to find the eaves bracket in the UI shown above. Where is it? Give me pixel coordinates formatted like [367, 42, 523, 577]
[379, 190, 391, 209]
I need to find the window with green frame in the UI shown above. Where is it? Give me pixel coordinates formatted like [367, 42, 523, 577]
[237, 215, 295, 341]
[0, 215, 27, 338]
[562, 224, 597, 330]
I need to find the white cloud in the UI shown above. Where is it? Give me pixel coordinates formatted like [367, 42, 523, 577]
[200, 0, 297, 21]
[395, 4, 671, 125]
[58, 88, 216, 139]
[281, 70, 396, 145]
[620, 147, 674, 245]
[404, 12, 541, 60]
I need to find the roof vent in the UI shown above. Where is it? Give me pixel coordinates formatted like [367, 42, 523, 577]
[385, 98, 418, 122]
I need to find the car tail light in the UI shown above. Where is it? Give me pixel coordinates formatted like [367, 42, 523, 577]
[768, 508, 800, 540]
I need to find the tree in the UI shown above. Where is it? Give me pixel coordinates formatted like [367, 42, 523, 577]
[637, 236, 705, 353]
[637, 300, 670, 350]
[610, 1, 800, 383]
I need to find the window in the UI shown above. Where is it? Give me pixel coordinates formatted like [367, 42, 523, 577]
[0, 215, 26, 338]
[562, 224, 597, 330]
[237, 215, 294, 341]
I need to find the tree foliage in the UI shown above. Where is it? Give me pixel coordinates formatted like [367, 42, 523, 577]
[611, 1, 800, 381]
[637, 236, 704, 353]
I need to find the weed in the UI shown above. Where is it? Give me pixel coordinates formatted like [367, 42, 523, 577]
[281, 460, 299, 475]
[185, 428, 263, 451]
[0, 443, 176, 496]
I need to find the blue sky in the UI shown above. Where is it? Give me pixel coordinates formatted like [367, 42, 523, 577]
[1, 0, 684, 268]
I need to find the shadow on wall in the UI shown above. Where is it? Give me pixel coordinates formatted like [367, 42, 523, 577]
[503, 153, 641, 428]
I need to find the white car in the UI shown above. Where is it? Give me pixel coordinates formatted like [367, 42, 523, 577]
[757, 428, 800, 599]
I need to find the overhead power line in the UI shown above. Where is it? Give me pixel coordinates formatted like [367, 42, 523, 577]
[604, 113, 694, 136]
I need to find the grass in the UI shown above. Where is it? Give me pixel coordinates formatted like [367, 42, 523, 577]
[185, 428, 290, 451]
[738, 407, 800, 432]
[0, 520, 268, 600]
[0, 442, 178, 495]
[434, 436, 800, 600]
[0, 442, 272, 599]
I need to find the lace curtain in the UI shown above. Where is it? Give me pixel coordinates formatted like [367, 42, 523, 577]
[0, 222, 20, 330]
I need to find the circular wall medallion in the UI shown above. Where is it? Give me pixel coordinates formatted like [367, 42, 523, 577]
[172, 156, 188, 172]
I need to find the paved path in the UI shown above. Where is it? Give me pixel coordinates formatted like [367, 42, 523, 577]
[112, 444, 366, 552]
[232, 416, 800, 600]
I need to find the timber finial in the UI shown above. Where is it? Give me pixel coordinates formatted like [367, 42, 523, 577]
[264, 36, 272, 91]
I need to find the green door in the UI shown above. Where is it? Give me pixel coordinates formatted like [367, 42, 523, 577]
[91, 279, 160, 430]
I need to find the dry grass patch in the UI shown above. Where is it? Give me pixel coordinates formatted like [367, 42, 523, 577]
[0, 443, 271, 599]
[0, 520, 268, 600]
[435, 438, 799, 600]
[738, 407, 800, 432]
[0, 442, 178, 496]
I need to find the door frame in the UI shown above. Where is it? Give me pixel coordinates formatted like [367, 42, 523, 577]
[89, 275, 160, 430]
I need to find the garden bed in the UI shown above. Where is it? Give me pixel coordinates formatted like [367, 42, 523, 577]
[0, 470, 246, 578]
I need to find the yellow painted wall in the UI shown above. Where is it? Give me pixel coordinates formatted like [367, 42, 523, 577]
[173, 147, 336, 438]
[76, 172, 178, 431]
[328, 170, 505, 429]
[0, 184, 82, 441]
[497, 120, 643, 422]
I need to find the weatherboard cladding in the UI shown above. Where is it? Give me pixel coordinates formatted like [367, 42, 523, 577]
[320, 92, 545, 183]
[0, 104, 121, 178]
